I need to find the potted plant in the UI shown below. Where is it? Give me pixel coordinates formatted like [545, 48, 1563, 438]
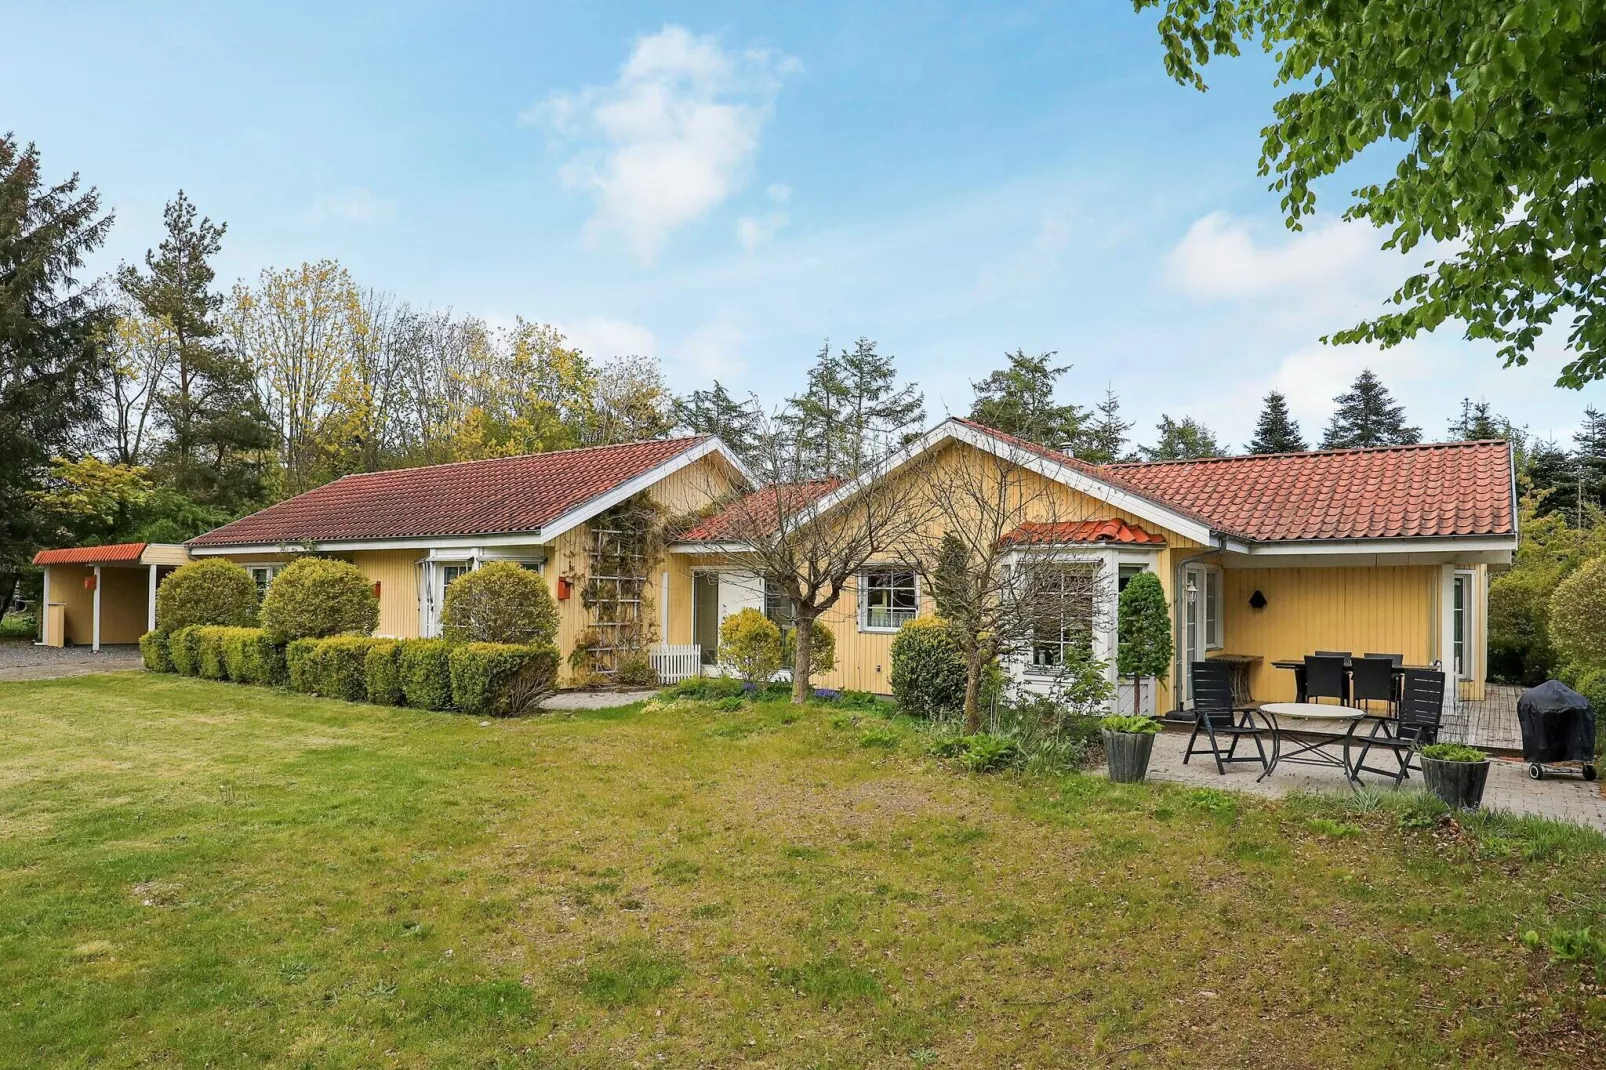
[1418, 742, 1491, 810]
[1100, 714, 1161, 783]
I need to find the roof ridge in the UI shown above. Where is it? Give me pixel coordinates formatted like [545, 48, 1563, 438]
[1107, 438, 1510, 468]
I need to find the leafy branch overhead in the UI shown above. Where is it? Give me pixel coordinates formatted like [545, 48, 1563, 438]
[1137, 0, 1606, 386]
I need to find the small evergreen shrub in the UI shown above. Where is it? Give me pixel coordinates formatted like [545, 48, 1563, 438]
[195, 626, 230, 680]
[718, 608, 782, 684]
[364, 640, 404, 706]
[449, 642, 560, 716]
[139, 630, 173, 673]
[1116, 571, 1173, 716]
[286, 638, 326, 695]
[155, 559, 259, 633]
[615, 651, 659, 687]
[440, 561, 559, 646]
[168, 626, 203, 676]
[219, 627, 286, 686]
[399, 639, 454, 710]
[889, 617, 967, 717]
[259, 558, 379, 644]
[319, 636, 386, 703]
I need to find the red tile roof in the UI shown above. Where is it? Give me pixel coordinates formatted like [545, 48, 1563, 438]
[33, 542, 148, 566]
[189, 437, 712, 548]
[998, 520, 1166, 547]
[675, 479, 842, 543]
[1107, 441, 1515, 542]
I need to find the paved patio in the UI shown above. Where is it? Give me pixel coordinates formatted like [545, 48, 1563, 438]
[1138, 725, 1606, 832]
[0, 642, 144, 681]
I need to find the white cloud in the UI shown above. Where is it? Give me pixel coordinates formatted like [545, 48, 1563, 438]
[524, 25, 798, 263]
[1165, 210, 1397, 301]
[736, 210, 788, 250]
[675, 321, 746, 379]
[559, 316, 658, 360]
[307, 186, 397, 225]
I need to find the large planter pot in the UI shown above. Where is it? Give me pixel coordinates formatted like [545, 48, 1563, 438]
[1103, 729, 1156, 784]
[1420, 756, 1491, 810]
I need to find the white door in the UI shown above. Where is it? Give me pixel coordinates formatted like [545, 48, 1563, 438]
[717, 572, 764, 628]
[1182, 564, 1219, 704]
[420, 561, 470, 637]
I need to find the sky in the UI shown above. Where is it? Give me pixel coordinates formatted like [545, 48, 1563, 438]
[7, 1, 1603, 450]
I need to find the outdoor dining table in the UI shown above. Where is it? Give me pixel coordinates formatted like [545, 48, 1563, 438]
[1255, 702, 1369, 783]
[1270, 657, 1431, 703]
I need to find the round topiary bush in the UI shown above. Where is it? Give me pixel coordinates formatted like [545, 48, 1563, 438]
[259, 558, 380, 644]
[889, 616, 967, 717]
[718, 607, 782, 684]
[155, 559, 259, 633]
[1550, 557, 1606, 674]
[440, 561, 559, 647]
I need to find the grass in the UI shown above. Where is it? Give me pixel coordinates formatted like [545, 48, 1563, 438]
[0, 612, 36, 640]
[1, 676, 1605, 1067]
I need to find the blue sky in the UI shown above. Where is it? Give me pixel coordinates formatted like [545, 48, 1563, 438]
[8, 1, 1602, 449]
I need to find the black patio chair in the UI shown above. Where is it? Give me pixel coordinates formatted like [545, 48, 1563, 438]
[1183, 661, 1270, 776]
[1304, 655, 1350, 706]
[1363, 652, 1404, 666]
[1315, 650, 1352, 660]
[1353, 669, 1447, 786]
[1350, 656, 1397, 717]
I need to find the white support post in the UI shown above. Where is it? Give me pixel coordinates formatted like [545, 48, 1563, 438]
[1438, 564, 1456, 714]
[92, 565, 102, 653]
[37, 567, 50, 645]
[148, 564, 158, 634]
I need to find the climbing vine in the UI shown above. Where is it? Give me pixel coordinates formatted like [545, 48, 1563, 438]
[564, 495, 667, 677]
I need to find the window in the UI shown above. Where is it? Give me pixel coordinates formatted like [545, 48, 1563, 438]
[246, 565, 279, 598]
[1453, 571, 1471, 677]
[764, 578, 796, 634]
[442, 564, 469, 589]
[1030, 565, 1096, 670]
[1204, 569, 1222, 649]
[861, 570, 918, 630]
[1117, 564, 1144, 593]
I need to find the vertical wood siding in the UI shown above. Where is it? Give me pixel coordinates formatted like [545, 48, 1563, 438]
[347, 550, 422, 639]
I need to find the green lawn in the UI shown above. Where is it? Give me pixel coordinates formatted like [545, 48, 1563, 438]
[2, 674, 1603, 1068]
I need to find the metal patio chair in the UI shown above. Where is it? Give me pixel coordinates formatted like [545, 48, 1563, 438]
[1183, 661, 1270, 776]
[1352, 669, 1447, 786]
[1304, 655, 1350, 706]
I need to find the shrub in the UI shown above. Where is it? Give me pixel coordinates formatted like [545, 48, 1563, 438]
[440, 561, 559, 647]
[219, 627, 286, 686]
[889, 617, 967, 717]
[782, 619, 837, 679]
[449, 642, 560, 716]
[615, 651, 658, 687]
[168, 626, 203, 676]
[139, 631, 173, 673]
[1419, 742, 1487, 763]
[664, 675, 745, 702]
[399, 639, 454, 710]
[929, 732, 1022, 773]
[1099, 714, 1161, 734]
[155, 559, 259, 633]
[194, 626, 230, 680]
[259, 558, 379, 644]
[1116, 571, 1173, 716]
[1550, 557, 1606, 674]
[1574, 669, 1606, 719]
[319, 636, 386, 703]
[718, 608, 782, 684]
[286, 638, 325, 695]
[364, 640, 404, 706]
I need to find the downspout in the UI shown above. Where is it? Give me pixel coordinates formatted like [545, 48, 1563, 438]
[1169, 534, 1227, 710]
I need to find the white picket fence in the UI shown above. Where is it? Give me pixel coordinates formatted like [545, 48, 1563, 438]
[649, 644, 703, 684]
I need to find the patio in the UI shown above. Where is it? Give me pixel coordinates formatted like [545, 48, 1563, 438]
[1141, 726, 1606, 831]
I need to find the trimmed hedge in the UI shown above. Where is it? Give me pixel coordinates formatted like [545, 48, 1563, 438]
[220, 627, 287, 686]
[441, 562, 559, 646]
[286, 638, 325, 695]
[400, 639, 454, 710]
[364, 640, 404, 706]
[155, 559, 260, 633]
[260, 558, 379, 644]
[318, 636, 387, 703]
[139, 631, 173, 673]
[168, 626, 203, 677]
[449, 642, 560, 717]
[196, 627, 230, 680]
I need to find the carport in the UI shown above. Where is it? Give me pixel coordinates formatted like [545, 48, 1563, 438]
[32, 543, 191, 650]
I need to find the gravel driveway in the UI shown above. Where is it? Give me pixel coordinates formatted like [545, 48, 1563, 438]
[0, 642, 144, 681]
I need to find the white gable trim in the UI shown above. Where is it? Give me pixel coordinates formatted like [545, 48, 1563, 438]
[534, 437, 753, 544]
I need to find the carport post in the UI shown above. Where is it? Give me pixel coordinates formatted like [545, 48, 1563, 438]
[92, 565, 102, 652]
[148, 564, 158, 633]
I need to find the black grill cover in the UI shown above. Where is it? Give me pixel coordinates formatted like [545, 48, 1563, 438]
[1516, 681, 1596, 764]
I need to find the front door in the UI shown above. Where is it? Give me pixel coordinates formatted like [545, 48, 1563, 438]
[420, 560, 470, 637]
[692, 571, 764, 667]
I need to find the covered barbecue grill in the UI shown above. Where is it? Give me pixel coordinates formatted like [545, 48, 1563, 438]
[1517, 681, 1597, 781]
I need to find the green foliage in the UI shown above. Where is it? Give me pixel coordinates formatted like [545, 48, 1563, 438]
[572, 942, 685, 1006]
[449, 642, 560, 717]
[663, 676, 745, 702]
[781, 618, 836, 678]
[1489, 502, 1606, 683]
[615, 651, 658, 687]
[1116, 572, 1171, 706]
[673, 381, 762, 464]
[440, 561, 559, 647]
[139, 631, 172, 673]
[194, 626, 230, 680]
[259, 558, 379, 644]
[285, 638, 324, 695]
[364, 640, 404, 706]
[1142, 414, 1222, 460]
[218, 627, 285, 686]
[1247, 391, 1306, 454]
[717, 608, 782, 685]
[1549, 557, 1606, 673]
[398, 639, 454, 711]
[1320, 370, 1420, 449]
[888, 616, 968, 717]
[155, 559, 258, 633]
[1524, 926, 1606, 983]
[928, 732, 1022, 774]
[318, 637, 388, 703]
[167, 625, 202, 676]
[0, 612, 36, 639]
[968, 348, 1086, 451]
[1572, 670, 1606, 722]
[1419, 743, 1487, 763]
[779, 338, 925, 478]
[1100, 715, 1161, 735]
[1137, 1, 1606, 386]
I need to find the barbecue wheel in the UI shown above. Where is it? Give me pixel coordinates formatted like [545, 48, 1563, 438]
[1527, 763, 1543, 781]
[1585, 765, 1598, 781]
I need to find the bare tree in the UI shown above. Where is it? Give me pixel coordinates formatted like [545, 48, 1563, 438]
[693, 411, 936, 704]
[910, 440, 1110, 732]
[96, 305, 175, 466]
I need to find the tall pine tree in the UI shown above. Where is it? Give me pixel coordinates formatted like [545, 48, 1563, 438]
[1320, 369, 1421, 449]
[1079, 384, 1133, 464]
[782, 338, 923, 477]
[1141, 415, 1223, 461]
[1572, 407, 1606, 519]
[1448, 398, 1505, 440]
[673, 380, 761, 462]
[968, 349, 1087, 451]
[0, 136, 113, 611]
[118, 192, 271, 512]
[1246, 391, 1306, 453]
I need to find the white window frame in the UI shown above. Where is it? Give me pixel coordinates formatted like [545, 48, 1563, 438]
[243, 563, 282, 598]
[1026, 561, 1102, 675]
[858, 568, 919, 632]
